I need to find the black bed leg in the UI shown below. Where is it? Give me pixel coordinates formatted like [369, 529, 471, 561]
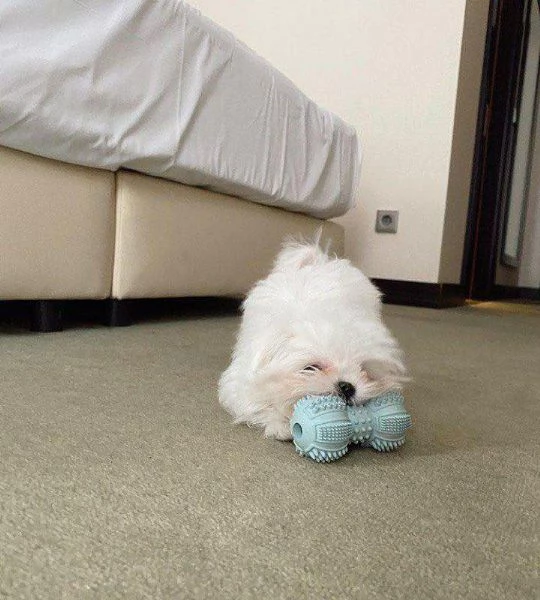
[30, 300, 63, 332]
[106, 299, 133, 327]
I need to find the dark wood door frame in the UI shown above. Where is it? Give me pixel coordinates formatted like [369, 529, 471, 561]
[462, 0, 532, 300]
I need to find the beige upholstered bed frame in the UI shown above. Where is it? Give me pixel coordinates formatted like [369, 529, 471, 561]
[0, 147, 343, 329]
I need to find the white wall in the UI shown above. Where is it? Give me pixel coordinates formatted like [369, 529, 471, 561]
[190, 0, 486, 283]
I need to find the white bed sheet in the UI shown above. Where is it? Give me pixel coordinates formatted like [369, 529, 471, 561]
[0, 0, 360, 218]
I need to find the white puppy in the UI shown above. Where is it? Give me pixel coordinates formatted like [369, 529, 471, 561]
[219, 239, 407, 440]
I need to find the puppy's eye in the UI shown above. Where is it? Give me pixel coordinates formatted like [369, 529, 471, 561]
[302, 364, 323, 373]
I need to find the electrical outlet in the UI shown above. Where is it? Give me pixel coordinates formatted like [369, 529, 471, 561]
[375, 210, 399, 233]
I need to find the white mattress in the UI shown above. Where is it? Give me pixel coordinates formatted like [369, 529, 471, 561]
[0, 0, 360, 219]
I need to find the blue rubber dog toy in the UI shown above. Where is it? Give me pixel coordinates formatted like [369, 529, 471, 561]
[290, 391, 412, 463]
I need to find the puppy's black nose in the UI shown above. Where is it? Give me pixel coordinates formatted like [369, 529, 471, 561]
[338, 381, 356, 402]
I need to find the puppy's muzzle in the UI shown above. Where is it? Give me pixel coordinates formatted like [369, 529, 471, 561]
[337, 381, 356, 404]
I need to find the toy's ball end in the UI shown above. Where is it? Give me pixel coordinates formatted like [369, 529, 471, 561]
[291, 395, 350, 463]
[365, 390, 412, 452]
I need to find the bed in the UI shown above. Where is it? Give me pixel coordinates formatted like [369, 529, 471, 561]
[0, 1, 358, 330]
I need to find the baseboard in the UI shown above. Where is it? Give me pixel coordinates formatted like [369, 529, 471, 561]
[0, 297, 241, 331]
[372, 279, 468, 309]
[492, 285, 540, 302]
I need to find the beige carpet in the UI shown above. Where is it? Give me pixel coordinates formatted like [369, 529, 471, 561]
[0, 304, 538, 599]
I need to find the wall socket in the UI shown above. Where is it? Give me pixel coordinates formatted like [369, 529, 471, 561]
[375, 210, 399, 233]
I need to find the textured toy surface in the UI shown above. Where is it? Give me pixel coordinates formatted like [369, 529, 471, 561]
[290, 391, 412, 462]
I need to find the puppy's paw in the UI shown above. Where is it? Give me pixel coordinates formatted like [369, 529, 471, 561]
[263, 419, 293, 441]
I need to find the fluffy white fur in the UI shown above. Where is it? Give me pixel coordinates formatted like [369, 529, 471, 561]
[219, 239, 408, 440]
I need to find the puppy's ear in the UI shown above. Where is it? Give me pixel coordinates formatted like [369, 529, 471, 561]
[251, 332, 293, 372]
[363, 357, 410, 388]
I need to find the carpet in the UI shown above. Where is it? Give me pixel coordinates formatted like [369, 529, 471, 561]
[1, 304, 538, 599]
